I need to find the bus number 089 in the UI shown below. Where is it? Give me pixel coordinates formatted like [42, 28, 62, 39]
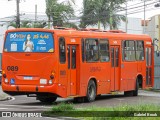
[7, 66, 19, 71]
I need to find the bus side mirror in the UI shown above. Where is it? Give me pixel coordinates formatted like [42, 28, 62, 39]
[156, 51, 160, 57]
[153, 38, 159, 57]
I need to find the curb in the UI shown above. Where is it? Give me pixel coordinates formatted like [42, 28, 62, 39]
[0, 96, 13, 101]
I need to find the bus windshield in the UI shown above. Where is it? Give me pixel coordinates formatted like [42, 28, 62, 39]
[4, 32, 54, 52]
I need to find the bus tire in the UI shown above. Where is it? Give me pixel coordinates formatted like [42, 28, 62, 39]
[124, 91, 133, 96]
[86, 80, 96, 102]
[73, 97, 85, 103]
[38, 96, 57, 103]
[133, 80, 139, 96]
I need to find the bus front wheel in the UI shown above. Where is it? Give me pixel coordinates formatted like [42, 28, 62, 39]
[86, 80, 96, 102]
[38, 96, 57, 103]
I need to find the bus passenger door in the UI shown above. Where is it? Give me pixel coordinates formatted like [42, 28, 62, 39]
[111, 46, 120, 91]
[145, 47, 152, 86]
[67, 45, 77, 96]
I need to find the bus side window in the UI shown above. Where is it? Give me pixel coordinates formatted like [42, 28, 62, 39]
[136, 41, 144, 61]
[59, 37, 66, 63]
[99, 39, 110, 62]
[85, 39, 99, 62]
[123, 40, 136, 61]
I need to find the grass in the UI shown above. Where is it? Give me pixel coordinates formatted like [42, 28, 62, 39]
[43, 103, 160, 120]
[51, 102, 75, 112]
[145, 88, 160, 92]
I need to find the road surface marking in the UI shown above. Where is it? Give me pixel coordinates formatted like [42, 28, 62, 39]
[0, 108, 8, 110]
[114, 98, 125, 101]
[0, 104, 52, 109]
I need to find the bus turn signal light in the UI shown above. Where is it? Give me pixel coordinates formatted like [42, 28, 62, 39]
[2, 70, 5, 74]
[51, 71, 55, 75]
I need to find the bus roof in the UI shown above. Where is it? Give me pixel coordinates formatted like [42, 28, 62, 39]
[5, 28, 152, 40]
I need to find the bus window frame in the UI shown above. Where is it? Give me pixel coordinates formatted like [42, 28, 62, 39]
[3, 31, 55, 53]
[122, 40, 136, 62]
[85, 38, 100, 63]
[59, 37, 66, 64]
[81, 38, 85, 62]
[135, 40, 145, 61]
[99, 39, 110, 62]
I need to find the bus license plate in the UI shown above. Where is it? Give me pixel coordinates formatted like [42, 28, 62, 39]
[40, 79, 47, 84]
[24, 76, 33, 80]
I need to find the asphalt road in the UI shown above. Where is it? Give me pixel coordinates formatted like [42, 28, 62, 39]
[0, 89, 160, 120]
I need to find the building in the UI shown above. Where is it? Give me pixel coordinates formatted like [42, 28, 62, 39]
[145, 15, 160, 50]
[141, 20, 149, 34]
[119, 17, 143, 34]
[86, 17, 143, 35]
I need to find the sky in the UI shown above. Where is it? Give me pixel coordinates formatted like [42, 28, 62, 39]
[0, 0, 160, 20]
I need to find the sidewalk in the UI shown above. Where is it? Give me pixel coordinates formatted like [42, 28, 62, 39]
[0, 85, 11, 101]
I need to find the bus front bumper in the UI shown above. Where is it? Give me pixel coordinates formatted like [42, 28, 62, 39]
[2, 84, 58, 95]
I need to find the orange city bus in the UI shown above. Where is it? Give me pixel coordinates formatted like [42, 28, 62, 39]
[2, 28, 154, 103]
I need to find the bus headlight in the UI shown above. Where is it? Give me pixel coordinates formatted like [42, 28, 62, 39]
[49, 80, 53, 85]
[4, 78, 8, 83]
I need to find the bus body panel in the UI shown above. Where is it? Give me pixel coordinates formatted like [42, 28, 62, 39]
[2, 28, 154, 100]
[2, 53, 58, 85]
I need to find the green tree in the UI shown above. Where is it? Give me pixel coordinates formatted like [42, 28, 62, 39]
[45, 0, 76, 28]
[80, 0, 127, 30]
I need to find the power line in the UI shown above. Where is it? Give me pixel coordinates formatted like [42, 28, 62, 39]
[127, 6, 160, 15]
[1, 4, 160, 24]
[126, 3, 155, 14]
[1, 0, 160, 26]
[74, 0, 159, 14]
[119, 0, 159, 12]
[126, 1, 145, 8]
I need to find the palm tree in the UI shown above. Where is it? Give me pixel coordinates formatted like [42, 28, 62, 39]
[80, 0, 126, 30]
[45, 0, 76, 28]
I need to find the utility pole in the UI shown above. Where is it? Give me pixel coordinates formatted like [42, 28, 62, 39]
[35, 4, 37, 22]
[110, 1, 113, 30]
[16, 0, 20, 28]
[48, 14, 51, 29]
[125, 2, 128, 33]
[143, 0, 146, 34]
[8, 0, 20, 28]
